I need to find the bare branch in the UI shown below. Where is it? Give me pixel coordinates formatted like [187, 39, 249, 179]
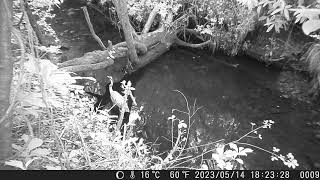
[86, 2, 110, 20]
[174, 37, 213, 48]
[15, 11, 24, 26]
[82, 6, 107, 50]
[142, 6, 160, 34]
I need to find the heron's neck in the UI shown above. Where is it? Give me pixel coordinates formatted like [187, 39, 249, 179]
[109, 82, 113, 91]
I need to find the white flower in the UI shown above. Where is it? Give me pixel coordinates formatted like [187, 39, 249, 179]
[225, 162, 233, 170]
[262, 120, 274, 128]
[284, 158, 299, 169]
[287, 159, 299, 169]
[168, 115, 176, 121]
[279, 154, 285, 161]
[271, 155, 278, 161]
[273, 147, 280, 153]
[287, 153, 294, 159]
[200, 164, 208, 170]
[178, 121, 187, 129]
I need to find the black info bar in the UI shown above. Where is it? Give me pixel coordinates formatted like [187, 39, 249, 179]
[1, 170, 319, 180]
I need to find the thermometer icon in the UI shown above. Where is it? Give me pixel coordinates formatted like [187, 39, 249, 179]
[130, 171, 135, 179]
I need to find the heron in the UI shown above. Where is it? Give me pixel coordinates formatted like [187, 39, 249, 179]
[107, 76, 129, 112]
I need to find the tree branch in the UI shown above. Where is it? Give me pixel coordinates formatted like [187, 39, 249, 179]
[86, 2, 110, 20]
[82, 6, 107, 50]
[174, 37, 213, 48]
[142, 6, 160, 34]
[112, 0, 139, 64]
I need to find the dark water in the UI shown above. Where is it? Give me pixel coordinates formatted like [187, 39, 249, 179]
[132, 48, 320, 170]
[53, 0, 320, 170]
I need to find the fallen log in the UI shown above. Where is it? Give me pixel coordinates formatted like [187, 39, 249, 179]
[57, 8, 213, 85]
[58, 29, 175, 83]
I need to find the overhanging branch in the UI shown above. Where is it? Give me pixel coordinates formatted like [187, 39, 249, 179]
[142, 6, 160, 34]
[82, 6, 107, 50]
[174, 37, 213, 48]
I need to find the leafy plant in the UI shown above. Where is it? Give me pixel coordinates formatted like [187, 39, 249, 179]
[302, 43, 320, 96]
[5, 135, 50, 170]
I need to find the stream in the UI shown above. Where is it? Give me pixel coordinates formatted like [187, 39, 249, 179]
[132, 48, 320, 170]
[52, 0, 320, 170]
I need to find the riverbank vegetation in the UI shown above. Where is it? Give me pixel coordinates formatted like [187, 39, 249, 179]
[0, 0, 319, 169]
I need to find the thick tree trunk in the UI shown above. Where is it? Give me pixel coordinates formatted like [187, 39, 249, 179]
[0, 0, 13, 162]
[112, 0, 139, 64]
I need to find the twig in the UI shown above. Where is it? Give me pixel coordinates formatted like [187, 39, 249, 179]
[16, 11, 24, 26]
[122, 123, 127, 141]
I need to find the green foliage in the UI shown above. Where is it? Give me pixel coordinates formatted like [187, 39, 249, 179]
[127, 0, 181, 22]
[14, 54, 86, 115]
[256, 0, 320, 37]
[193, 0, 256, 55]
[257, 0, 291, 32]
[302, 43, 320, 94]
[304, 43, 320, 73]
[107, 0, 182, 31]
[20, 0, 61, 43]
[9, 65, 151, 169]
[293, 8, 320, 38]
[5, 136, 50, 170]
[95, 0, 257, 55]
